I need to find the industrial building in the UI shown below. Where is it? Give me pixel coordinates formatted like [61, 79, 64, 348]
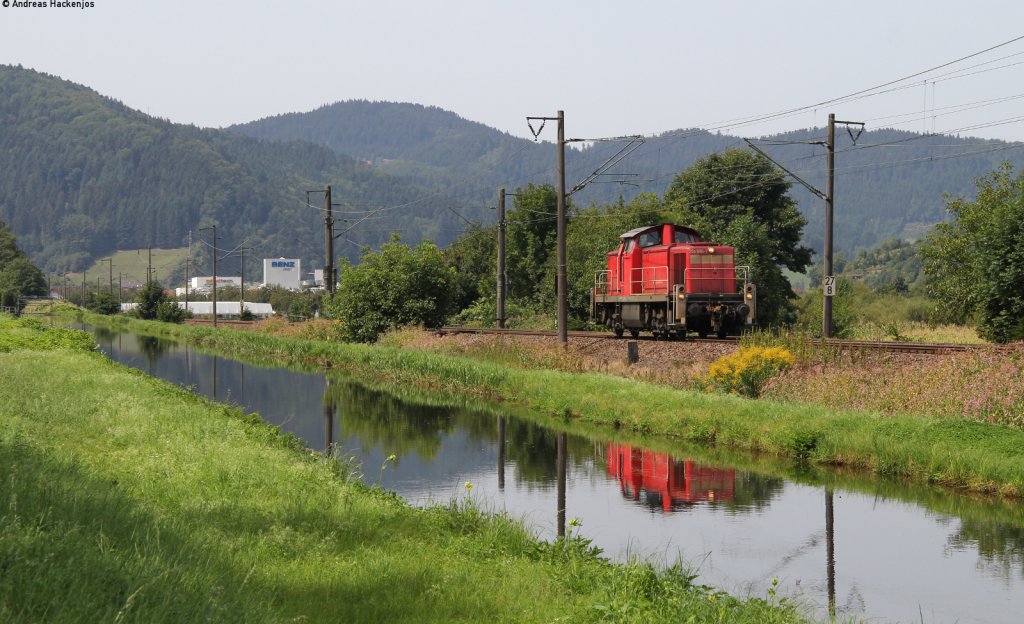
[263, 258, 302, 290]
[186, 276, 242, 294]
[120, 301, 274, 319]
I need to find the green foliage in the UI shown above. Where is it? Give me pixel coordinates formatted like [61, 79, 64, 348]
[921, 163, 1024, 343]
[792, 278, 858, 338]
[663, 149, 812, 326]
[88, 291, 120, 315]
[326, 234, 456, 342]
[0, 256, 47, 306]
[845, 238, 925, 292]
[0, 218, 47, 307]
[506, 183, 561, 304]
[0, 315, 95, 352]
[450, 294, 553, 329]
[135, 280, 185, 323]
[156, 300, 187, 324]
[442, 222, 496, 311]
[135, 280, 165, 320]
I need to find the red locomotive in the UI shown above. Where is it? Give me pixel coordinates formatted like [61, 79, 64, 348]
[590, 224, 756, 338]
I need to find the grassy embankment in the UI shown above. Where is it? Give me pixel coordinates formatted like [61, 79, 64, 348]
[0, 315, 804, 623]
[75, 247, 188, 285]
[82, 313, 1024, 498]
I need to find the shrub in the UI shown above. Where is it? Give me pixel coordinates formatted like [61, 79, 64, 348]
[156, 300, 187, 324]
[705, 346, 795, 397]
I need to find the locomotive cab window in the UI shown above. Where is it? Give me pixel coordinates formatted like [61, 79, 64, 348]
[638, 231, 662, 248]
[624, 239, 636, 253]
[674, 230, 698, 244]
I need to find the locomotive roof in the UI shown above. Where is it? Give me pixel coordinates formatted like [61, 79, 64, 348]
[619, 224, 700, 239]
[619, 225, 659, 239]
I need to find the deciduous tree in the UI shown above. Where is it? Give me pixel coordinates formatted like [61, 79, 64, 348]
[921, 163, 1024, 342]
[663, 149, 813, 326]
[327, 234, 456, 342]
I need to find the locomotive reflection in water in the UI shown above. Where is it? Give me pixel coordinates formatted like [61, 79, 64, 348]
[605, 443, 735, 511]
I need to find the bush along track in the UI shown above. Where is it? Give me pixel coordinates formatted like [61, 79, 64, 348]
[0, 316, 808, 623]
[82, 313, 1024, 498]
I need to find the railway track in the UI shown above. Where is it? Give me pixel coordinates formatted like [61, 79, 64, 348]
[437, 326, 979, 354]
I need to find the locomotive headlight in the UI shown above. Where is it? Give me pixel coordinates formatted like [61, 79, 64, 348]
[746, 292, 753, 299]
[707, 247, 715, 254]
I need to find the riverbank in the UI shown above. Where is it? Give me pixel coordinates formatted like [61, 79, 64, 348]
[0, 316, 804, 623]
[78, 313, 1024, 498]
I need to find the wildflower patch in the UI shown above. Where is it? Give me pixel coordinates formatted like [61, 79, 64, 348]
[705, 346, 795, 398]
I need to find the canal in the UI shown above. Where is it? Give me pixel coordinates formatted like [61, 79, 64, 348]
[85, 325, 1024, 623]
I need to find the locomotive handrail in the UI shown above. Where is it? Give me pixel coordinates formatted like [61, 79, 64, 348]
[596, 265, 750, 296]
[683, 265, 750, 292]
[594, 270, 619, 295]
[631, 265, 669, 294]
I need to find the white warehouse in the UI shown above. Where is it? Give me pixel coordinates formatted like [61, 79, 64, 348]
[187, 276, 242, 294]
[263, 258, 302, 290]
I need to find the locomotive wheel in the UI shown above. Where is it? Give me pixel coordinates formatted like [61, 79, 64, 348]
[613, 325, 624, 338]
[629, 328, 640, 338]
[716, 328, 728, 339]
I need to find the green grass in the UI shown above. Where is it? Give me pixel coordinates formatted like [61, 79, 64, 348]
[0, 315, 98, 352]
[71, 247, 189, 286]
[0, 321, 806, 623]
[80, 313, 1024, 498]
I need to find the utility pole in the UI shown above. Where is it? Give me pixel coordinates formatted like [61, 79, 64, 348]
[100, 258, 113, 296]
[556, 110, 567, 346]
[81, 272, 86, 308]
[147, 246, 152, 284]
[200, 226, 218, 327]
[211, 229, 217, 327]
[526, 110, 568, 345]
[824, 114, 836, 339]
[118, 273, 123, 305]
[497, 188, 507, 329]
[324, 184, 335, 295]
[822, 113, 864, 338]
[185, 230, 191, 313]
[238, 247, 251, 318]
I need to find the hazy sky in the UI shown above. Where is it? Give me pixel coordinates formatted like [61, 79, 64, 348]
[3, 1, 1024, 142]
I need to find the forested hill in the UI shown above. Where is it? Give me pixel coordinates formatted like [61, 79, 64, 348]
[0, 67, 458, 276]
[232, 101, 1024, 255]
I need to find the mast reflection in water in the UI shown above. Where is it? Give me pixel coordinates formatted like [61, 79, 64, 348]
[82, 323, 1024, 624]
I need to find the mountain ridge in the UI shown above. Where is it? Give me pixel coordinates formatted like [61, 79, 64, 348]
[0, 66, 460, 279]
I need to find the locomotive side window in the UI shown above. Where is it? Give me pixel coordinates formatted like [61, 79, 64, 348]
[624, 239, 636, 253]
[638, 231, 662, 248]
[674, 230, 697, 244]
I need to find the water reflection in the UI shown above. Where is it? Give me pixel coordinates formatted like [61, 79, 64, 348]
[605, 444, 736, 510]
[78, 322, 1024, 624]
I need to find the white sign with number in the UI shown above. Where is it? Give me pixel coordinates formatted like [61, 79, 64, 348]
[823, 275, 836, 297]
